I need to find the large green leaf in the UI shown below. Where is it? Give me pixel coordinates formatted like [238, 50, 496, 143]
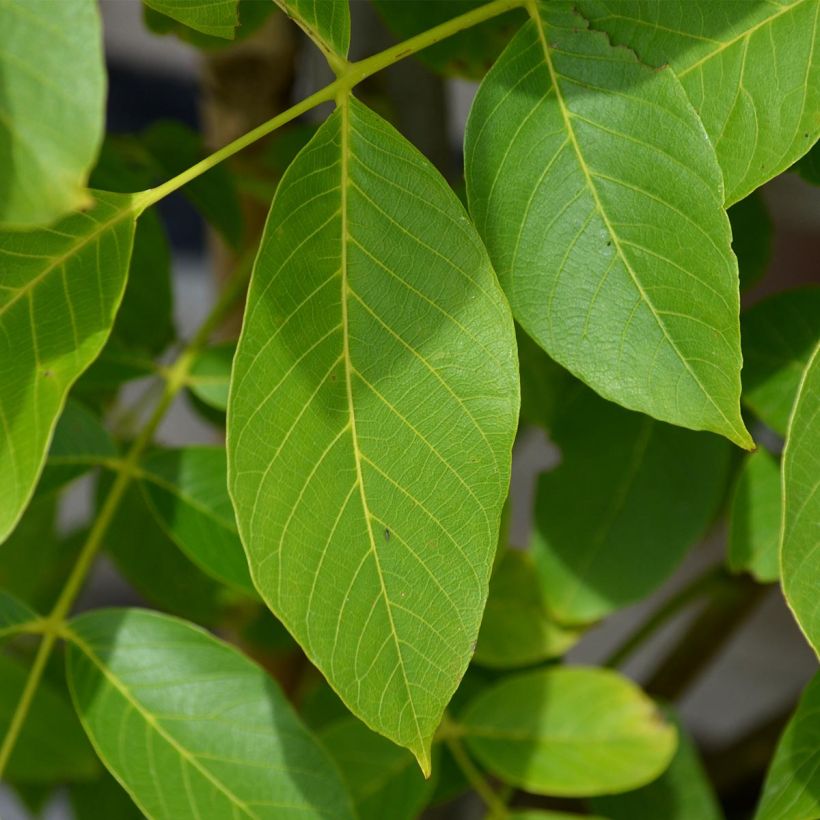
[578, 0, 820, 205]
[0, 192, 137, 544]
[0, 653, 97, 783]
[274, 0, 350, 60]
[532, 385, 731, 624]
[473, 548, 580, 668]
[66, 608, 354, 819]
[781, 342, 820, 655]
[0, 0, 105, 227]
[0, 590, 38, 640]
[142, 0, 238, 38]
[140, 447, 254, 594]
[466, 2, 751, 449]
[320, 717, 435, 820]
[755, 673, 820, 819]
[229, 96, 518, 770]
[592, 709, 723, 820]
[459, 666, 677, 796]
[741, 287, 820, 435]
[728, 449, 782, 583]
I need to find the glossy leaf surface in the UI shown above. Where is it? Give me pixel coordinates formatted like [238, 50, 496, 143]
[728, 449, 781, 583]
[320, 717, 434, 820]
[466, 2, 750, 448]
[66, 608, 355, 818]
[579, 0, 820, 204]
[532, 385, 730, 624]
[460, 666, 676, 796]
[142, 0, 238, 38]
[140, 447, 254, 594]
[0, 192, 137, 543]
[741, 287, 820, 435]
[781, 343, 820, 655]
[0, 0, 105, 227]
[474, 549, 580, 667]
[755, 673, 820, 819]
[229, 97, 518, 769]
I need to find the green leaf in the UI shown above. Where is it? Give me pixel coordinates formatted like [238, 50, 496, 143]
[140, 447, 254, 594]
[0, 191, 137, 544]
[320, 717, 435, 820]
[517, 327, 570, 433]
[755, 672, 820, 819]
[460, 666, 676, 797]
[466, 2, 751, 449]
[188, 341, 236, 411]
[781, 342, 820, 656]
[741, 287, 820, 435]
[103, 479, 228, 626]
[66, 608, 355, 818]
[729, 192, 772, 292]
[142, 0, 238, 39]
[0, 653, 97, 783]
[728, 449, 782, 583]
[0, 0, 105, 227]
[474, 549, 581, 668]
[38, 400, 117, 496]
[592, 708, 723, 820]
[144, 0, 272, 48]
[532, 385, 731, 624]
[228, 96, 518, 770]
[372, 0, 525, 79]
[274, 0, 350, 60]
[0, 590, 38, 640]
[578, 0, 820, 205]
[510, 813, 607, 820]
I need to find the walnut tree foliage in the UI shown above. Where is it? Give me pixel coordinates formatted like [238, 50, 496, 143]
[0, 0, 818, 817]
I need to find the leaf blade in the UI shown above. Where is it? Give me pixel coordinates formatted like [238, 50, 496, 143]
[142, 0, 238, 38]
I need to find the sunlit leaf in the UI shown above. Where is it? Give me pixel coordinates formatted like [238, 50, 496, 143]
[728, 449, 781, 583]
[188, 341, 235, 412]
[741, 287, 820, 435]
[466, 2, 751, 448]
[144, 0, 271, 48]
[274, 0, 350, 60]
[578, 0, 820, 204]
[780, 342, 820, 655]
[532, 385, 731, 624]
[459, 666, 676, 796]
[755, 672, 820, 819]
[0, 0, 105, 227]
[142, 0, 238, 39]
[0, 192, 137, 544]
[66, 608, 355, 818]
[229, 96, 518, 770]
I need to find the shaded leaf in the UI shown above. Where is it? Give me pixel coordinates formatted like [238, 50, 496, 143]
[142, 0, 238, 38]
[0, 653, 97, 783]
[741, 287, 820, 435]
[188, 341, 235, 411]
[794, 141, 820, 186]
[460, 666, 676, 796]
[578, 0, 820, 204]
[144, 0, 272, 48]
[592, 708, 723, 820]
[532, 385, 731, 624]
[728, 449, 781, 583]
[0, 590, 38, 640]
[0, 0, 105, 227]
[466, 2, 750, 448]
[70, 770, 142, 820]
[320, 717, 435, 820]
[140, 447, 254, 594]
[228, 97, 518, 769]
[66, 608, 355, 818]
[0, 192, 137, 543]
[474, 549, 581, 668]
[275, 0, 350, 60]
[729, 192, 772, 292]
[517, 327, 570, 433]
[755, 672, 820, 819]
[781, 342, 820, 655]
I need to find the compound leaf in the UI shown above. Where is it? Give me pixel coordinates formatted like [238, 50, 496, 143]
[0, 0, 105, 227]
[459, 666, 677, 797]
[578, 0, 820, 205]
[66, 608, 354, 818]
[229, 96, 518, 770]
[466, 2, 751, 448]
[781, 342, 820, 655]
[0, 192, 137, 544]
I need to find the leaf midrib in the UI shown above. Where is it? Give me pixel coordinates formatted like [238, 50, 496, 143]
[527, 3, 746, 445]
